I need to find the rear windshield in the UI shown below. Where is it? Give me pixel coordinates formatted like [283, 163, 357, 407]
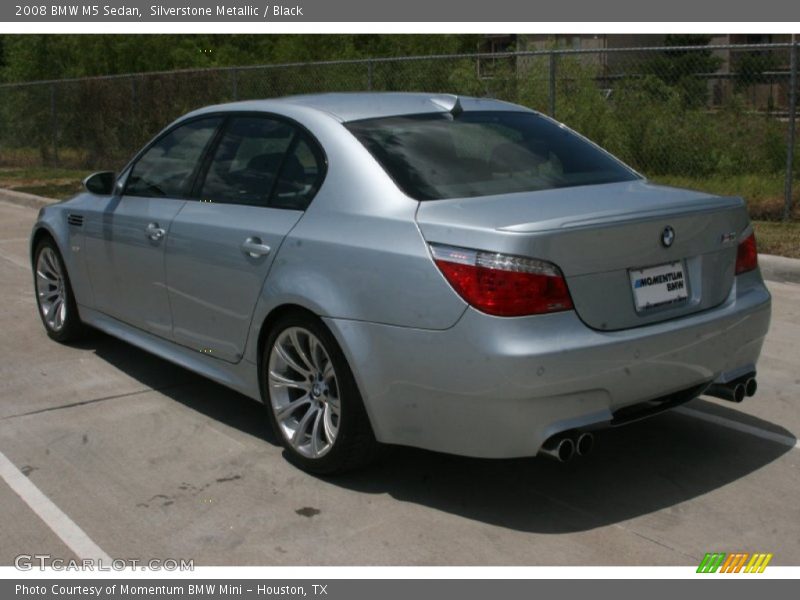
[345, 111, 639, 201]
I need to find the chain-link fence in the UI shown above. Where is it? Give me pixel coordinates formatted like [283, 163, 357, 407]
[0, 42, 797, 219]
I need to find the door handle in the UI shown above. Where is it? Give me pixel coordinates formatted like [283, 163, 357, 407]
[241, 237, 271, 258]
[145, 222, 166, 241]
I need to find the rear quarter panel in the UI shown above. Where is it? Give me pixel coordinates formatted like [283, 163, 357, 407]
[242, 107, 468, 365]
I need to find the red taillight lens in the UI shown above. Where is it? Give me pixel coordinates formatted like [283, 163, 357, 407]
[735, 232, 758, 275]
[430, 244, 574, 316]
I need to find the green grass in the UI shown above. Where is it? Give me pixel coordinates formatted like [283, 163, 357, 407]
[752, 221, 800, 259]
[650, 173, 798, 221]
[0, 167, 89, 200]
[2, 167, 798, 259]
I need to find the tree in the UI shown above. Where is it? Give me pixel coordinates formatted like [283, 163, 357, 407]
[640, 34, 723, 108]
[0, 35, 481, 83]
[735, 51, 781, 92]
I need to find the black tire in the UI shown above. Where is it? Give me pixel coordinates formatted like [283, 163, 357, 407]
[260, 310, 380, 475]
[32, 237, 87, 343]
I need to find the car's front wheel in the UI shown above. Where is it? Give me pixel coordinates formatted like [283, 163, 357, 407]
[262, 312, 379, 474]
[33, 238, 86, 343]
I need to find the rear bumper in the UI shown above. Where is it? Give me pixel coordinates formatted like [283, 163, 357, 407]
[324, 270, 771, 458]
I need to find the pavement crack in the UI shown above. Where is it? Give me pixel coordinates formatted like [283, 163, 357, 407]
[0, 382, 194, 421]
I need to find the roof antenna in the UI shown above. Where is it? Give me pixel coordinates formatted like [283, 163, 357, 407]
[431, 94, 463, 117]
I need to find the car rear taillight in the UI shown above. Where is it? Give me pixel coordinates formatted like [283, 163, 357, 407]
[430, 244, 574, 317]
[735, 232, 758, 275]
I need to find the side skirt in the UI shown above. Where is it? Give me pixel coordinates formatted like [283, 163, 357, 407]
[79, 306, 262, 402]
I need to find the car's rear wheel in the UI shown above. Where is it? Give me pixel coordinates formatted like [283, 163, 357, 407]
[262, 312, 379, 474]
[33, 238, 86, 343]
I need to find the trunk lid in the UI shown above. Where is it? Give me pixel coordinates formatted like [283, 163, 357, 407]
[416, 180, 749, 330]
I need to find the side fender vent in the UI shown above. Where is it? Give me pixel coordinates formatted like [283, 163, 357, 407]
[67, 214, 84, 227]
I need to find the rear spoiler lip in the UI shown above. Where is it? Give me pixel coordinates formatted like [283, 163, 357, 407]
[498, 195, 745, 234]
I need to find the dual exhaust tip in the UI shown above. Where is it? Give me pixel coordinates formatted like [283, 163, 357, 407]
[539, 431, 594, 463]
[706, 374, 757, 404]
[540, 374, 758, 462]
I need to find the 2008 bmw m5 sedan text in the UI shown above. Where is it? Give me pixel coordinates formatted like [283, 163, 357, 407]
[30, 93, 772, 473]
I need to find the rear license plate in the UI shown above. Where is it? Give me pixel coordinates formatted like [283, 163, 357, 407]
[629, 261, 688, 310]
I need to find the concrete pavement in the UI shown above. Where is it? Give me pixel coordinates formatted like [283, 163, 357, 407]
[0, 199, 798, 566]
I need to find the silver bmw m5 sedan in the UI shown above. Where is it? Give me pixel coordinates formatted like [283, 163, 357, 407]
[30, 93, 772, 473]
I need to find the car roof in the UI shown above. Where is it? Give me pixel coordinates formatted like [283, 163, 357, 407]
[188, 92, 531, 123]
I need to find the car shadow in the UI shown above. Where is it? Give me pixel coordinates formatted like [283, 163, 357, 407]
[332, 402, 794, 534]
[84, 331, 795, 535]
[76, 331, 276, 443]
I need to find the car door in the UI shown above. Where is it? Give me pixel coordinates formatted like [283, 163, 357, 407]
[165, 115, 326, 363]
[83, 116, 222, 338]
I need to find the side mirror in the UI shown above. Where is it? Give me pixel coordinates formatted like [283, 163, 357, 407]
[83, 171, 116, 195]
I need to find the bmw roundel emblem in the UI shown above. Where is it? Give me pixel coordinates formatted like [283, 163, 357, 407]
[661, 226, 675, 248]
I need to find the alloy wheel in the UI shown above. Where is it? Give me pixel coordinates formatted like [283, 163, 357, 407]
[268, 327, 341, 459]
[35, 247, 67, 332]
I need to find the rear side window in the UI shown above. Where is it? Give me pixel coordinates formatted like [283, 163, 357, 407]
[345, 111, 639, 201]
[200, 117, 295, 206]
[271, 137, 326, 210]
[126, 117, 221, 198]
[198, 116, 326, 210]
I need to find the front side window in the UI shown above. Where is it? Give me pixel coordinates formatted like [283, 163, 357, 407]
[126, 117, 222, 198]
[346, 111, 639, 201]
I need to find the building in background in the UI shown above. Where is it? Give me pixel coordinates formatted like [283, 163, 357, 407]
[479, 33, 798, 112]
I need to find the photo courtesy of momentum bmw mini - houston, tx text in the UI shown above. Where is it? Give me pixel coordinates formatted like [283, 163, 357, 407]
[30, 92, 772, 474]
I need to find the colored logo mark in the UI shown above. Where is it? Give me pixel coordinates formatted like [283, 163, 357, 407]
[697, 552, 773, 573]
